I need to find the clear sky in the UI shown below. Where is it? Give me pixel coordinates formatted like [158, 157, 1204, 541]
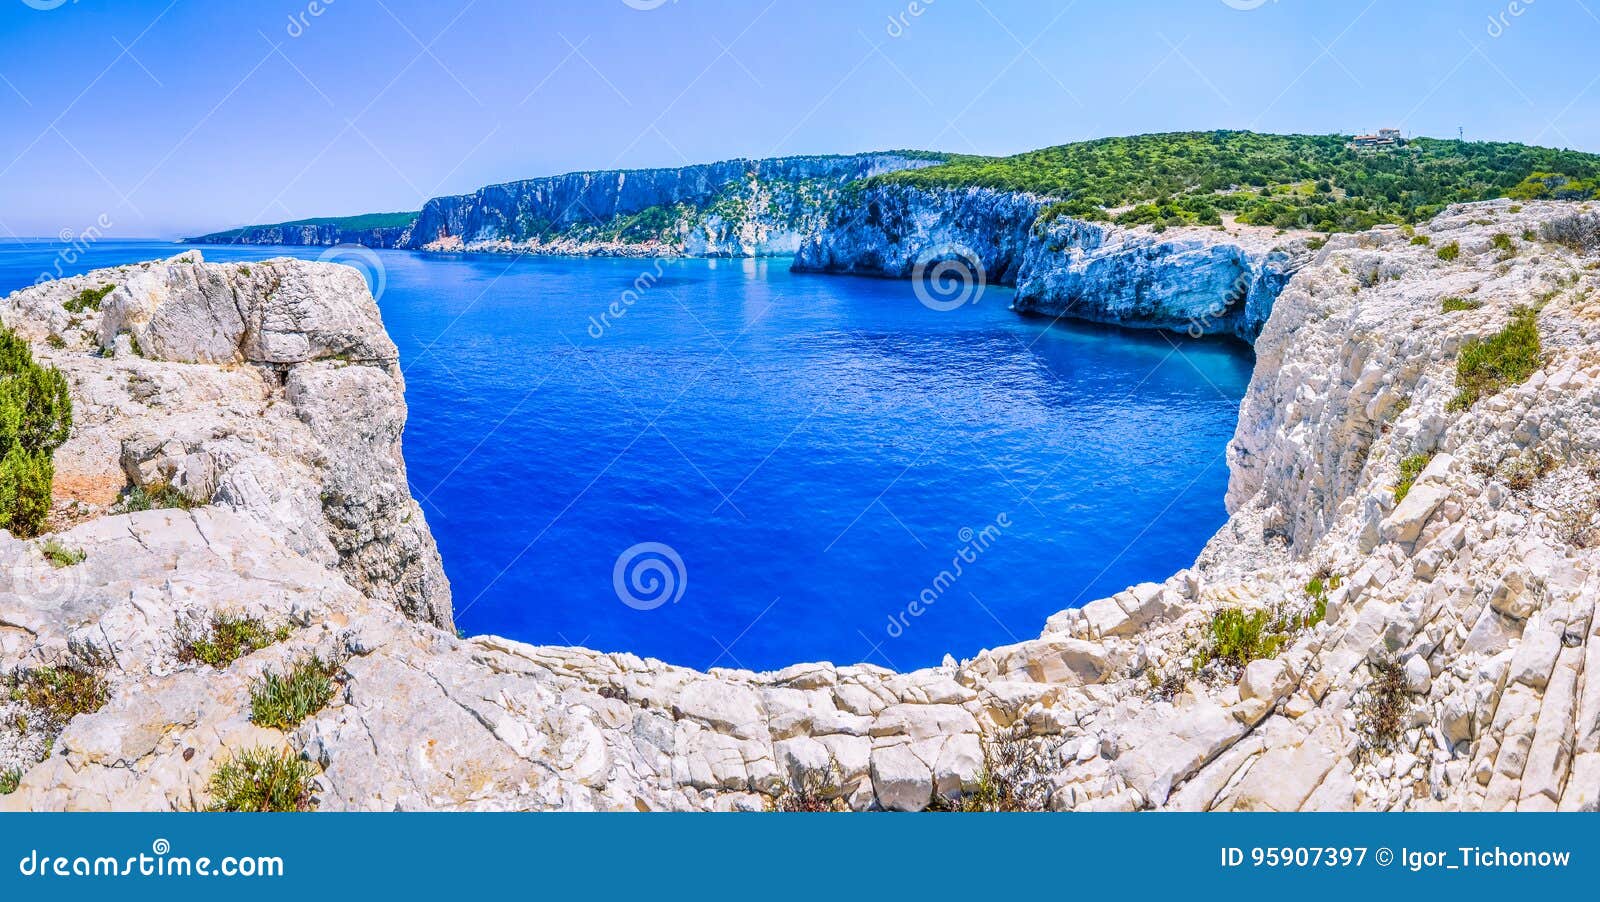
[1, 0, 1597, 238]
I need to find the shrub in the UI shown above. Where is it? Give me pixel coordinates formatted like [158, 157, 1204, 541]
[1553, 495, 1598, 548]
[771, 765, 847, 812]
[38, 538, 85, 568]
[0, 448, 53, 537]
[1490, 232, 1516, 258]
[10, 665, 109, 727]
[249, 656, 336, 730]
[1303, 572, 1342, 625]
[205, 747, 317, 812]
[1540, 212, 1600, 252]
[1394, 452, 1433, 503]
[0, 767, 20, 795]
[1193, 608, 1284, 672]
[1355, 660, 1410, 759]
[0, 325, 72, 537]
[180, 614, 292, 668]
[1436, 241, 1460, 261]
[1145, 666, 1188, 701]
[1448, 306, 1542, 411]
[1499, 448, 1556, 492]
[1192, 593, 1328, 677]
[116, 481, 196, 512]
[933, 728, 1051, 812]
[1440, 296, 1481, 312]
[63, 284, 114, 314]
[1410, 235, 1431, 246]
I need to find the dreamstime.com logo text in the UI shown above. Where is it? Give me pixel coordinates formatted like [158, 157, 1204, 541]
[35, 213, 112, 286]
[17, 838, 284, 880]
[587, 259, 666, 338]
[911, 243, 986, 312]
[613, 541, 687, 611]
[316, 244, 387, 302]
[286, 0, 337, 38]
[885, 512, 1011, 638]
[1185, 267, 1254, 337]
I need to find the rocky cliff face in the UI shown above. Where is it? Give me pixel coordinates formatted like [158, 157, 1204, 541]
[406, 153, 939, 257]
[189, 222, 414, 249]
[4, 201, 1598, 812]
[794, 184, 1310, 341]
[0, 253, 450, 629]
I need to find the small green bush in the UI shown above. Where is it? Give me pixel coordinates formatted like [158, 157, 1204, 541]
[0, 325, 72, 538]
[1440, 296, 1482, 312]
[1194, 609, 1284, 672]
[63, 284, 114, 314]
[1192, 592, 1330, 676]
[931, 728, 1051, 812]
[0, 449, 53, 537]
[116, 481, 196, 512]
[1394, 452, 1434, 503]
[0, 767, 20, 795]
[1490, 232, 1516, 257]
[180, 614, 292, 668]
[1409, 235, 1431, 246]
[10, 665, 108, 726]
[1436, 241, 1461, 261]
[1448, 306, 1543, 411]
[1303, 573, 1342, 626]
[38, 538, 85, 568]
[205, 747, 317, 812]
[249, 656, 336, 730]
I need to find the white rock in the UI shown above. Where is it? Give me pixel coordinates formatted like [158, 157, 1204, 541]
[869, 743, 932, 812]
[1403, 656, 1432, 694]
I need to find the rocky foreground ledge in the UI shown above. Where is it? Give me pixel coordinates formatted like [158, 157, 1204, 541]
[4, 200, 1600, 811]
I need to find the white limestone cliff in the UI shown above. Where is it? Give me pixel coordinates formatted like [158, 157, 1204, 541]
[792, 184, 1309, 340]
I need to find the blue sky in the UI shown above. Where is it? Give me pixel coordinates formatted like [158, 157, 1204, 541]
[1, 0, 1598, 238]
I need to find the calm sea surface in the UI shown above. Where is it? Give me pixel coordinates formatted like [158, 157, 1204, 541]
[0, 240, 1253, 670]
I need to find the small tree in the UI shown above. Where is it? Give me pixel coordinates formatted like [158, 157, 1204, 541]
[0, 448, 54, 537]
[0, 324, 73, 537]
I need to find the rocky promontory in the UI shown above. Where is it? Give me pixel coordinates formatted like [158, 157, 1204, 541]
[188, 217, 416, 250]
[794, 183, 1310, 340]
[405, 153, 940, 257]
[4, 200, 1599, 811]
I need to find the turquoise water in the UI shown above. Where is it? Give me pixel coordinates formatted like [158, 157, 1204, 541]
[0, 241, 1253, 670]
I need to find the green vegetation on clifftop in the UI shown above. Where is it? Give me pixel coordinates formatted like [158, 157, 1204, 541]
[872, 131, 1600, 233]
